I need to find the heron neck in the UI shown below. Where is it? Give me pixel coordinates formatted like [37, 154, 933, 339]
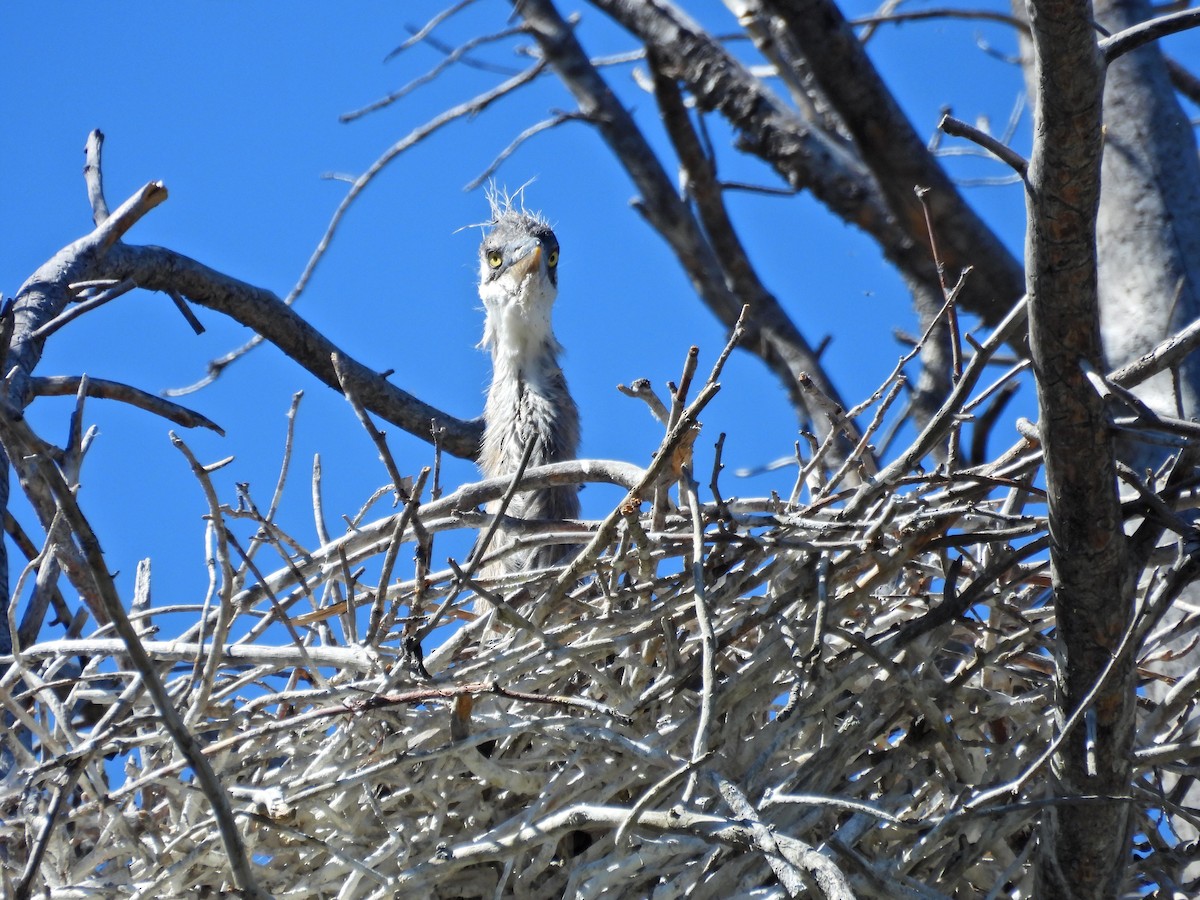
[482, 302, 562, 376]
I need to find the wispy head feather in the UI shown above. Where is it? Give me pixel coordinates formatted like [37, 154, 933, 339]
[484, 180, 550, 231]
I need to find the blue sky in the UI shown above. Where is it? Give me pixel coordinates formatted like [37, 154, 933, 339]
[4, 2, 1186, 626]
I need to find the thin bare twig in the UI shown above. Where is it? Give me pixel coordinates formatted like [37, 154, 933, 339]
[30, 375, 223, 433]
[0, 402, 266, 899]
[939, 114, 1030, 181]
[82, 129, 109, 226]
[344, 23, 528, 122]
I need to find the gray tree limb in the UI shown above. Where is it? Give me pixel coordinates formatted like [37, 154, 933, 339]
[513, 0, 863, 454]
[1092, 0, 1200, 884]
[1023, 0, 1135, 892]
[762, 0, 1025, 324]
[1094, 0, 1200, 464]
[589, 0, 1025, 326]
[646, 51, 865, 462]
[0, 183, 171, 642]
[29, 375, 223, 434]
[99, 243, 484, 460]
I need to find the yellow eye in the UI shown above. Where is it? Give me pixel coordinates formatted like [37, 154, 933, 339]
[546, 249, 559, 267]
[487, 250, 502, 269]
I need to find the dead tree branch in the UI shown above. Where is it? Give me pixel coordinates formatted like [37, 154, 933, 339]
[99, 243, 483, 459]
[514, 0, 858, 454]
[1024, 0, 1134, 891]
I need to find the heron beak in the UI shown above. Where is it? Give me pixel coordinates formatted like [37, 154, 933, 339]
[508, 239, 544, 281]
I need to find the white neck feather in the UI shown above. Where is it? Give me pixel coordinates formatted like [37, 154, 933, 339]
[479, 273, 560, 373]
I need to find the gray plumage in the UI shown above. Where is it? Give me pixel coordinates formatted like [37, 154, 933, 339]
[476, 196, 580, 575]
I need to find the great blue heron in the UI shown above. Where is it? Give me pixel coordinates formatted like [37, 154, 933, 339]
[476, 195, 580, 578]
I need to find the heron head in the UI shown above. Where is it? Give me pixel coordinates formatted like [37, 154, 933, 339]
[478, 197, 559, 300]
[477, 195, 561, 358]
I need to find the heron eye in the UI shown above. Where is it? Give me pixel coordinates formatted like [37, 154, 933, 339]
[546, 249, 559, 267]
[486, 250, 503, 269]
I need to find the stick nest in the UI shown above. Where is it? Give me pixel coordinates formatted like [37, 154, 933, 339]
[3, 350, 1198, 899]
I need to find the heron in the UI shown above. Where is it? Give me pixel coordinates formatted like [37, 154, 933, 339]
[475, 195, 580, 578]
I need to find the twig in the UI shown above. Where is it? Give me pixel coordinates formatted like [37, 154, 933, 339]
[369, 466, 431, 646]
[170, 432, 239, 721]
[1107, 304, 1200, 390]
[332, 352, 410, 503]
[542, 310, 746, 608]
[465, 112, 590, 190]
[939, 114, 1030, 181]
[0, 400, 266, 899]
[82, 129, 109, 225]
[167, 289, 206, 334]
[814, 377, 905, 501]
[417, 433, 539, 640]
[30, 376, 223, 433]
[224, 528, 328, 682]
[914, 185, 964, 383]
[31, 278, 137, 341]
[618, 378, 670, 426]
[103, 242, 484, 459]
[615, 750, 714, 848]
[291, 60, 546, 304]
[680, 468, 715, 803]
[385, 0, 481, 61]
[709, 433, 731, 521]
[851, 7, 1028, 30]
[845, 294, 1028, 517]
[342, 24, 528, 123]
[239, 392, 305, 579]
[1100, 7, 1200, 63]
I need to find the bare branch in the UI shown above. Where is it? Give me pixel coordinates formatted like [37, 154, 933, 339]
[845, 295, 1028, 517]
[1100, 7, 1200, 63]
[1024, 0, 1133, 888]
[1109, 312, 1200, 390]
[291, 60, 546, 304]
[82, 129, 108, 225]
[586, 0, 1024, 325]
[850, 7, 1029, 30]
[332, 351, 410, 501]
[0, 400, 267, 899]
[938, 113, 1029, 181]
[342, 24, 528, 122]
[648, 54, 866, 465]
[385, 0, 481, 61]
[617, 377, 670, 425]
[166, 289, 206, 334]
[465, 111, 590, 191]
[29, 375, 223, 434]
[30, 278, 136, 341]
[515, 0, 866, 452]
[760, 0, 1025, 323]
[8, 180, 167, 406]
[99, 243, 484, 460]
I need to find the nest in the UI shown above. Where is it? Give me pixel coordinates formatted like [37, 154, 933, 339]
[3, 326, 1199, 899]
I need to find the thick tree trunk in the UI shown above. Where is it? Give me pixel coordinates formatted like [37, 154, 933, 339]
[1095, 0, 1200, 449]
[1093, 0, 1200, 887]
[1023, 0, 1135, 894]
